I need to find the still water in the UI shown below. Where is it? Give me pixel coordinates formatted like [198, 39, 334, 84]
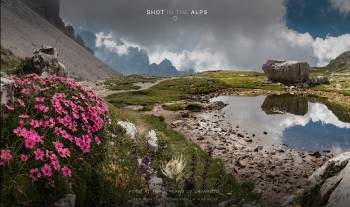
[211, 94, 350, 153]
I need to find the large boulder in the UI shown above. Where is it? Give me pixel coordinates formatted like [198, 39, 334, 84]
[32, 45, 68, 77]
[262, 60, 310, 84]
[307, 152, 350, 207]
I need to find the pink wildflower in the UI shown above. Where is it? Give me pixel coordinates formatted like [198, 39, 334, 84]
[19, 120, 25, 127]
[34, 104, 49, 113]
[30, 119, 41, 128]
[30, 168, 41, 182]
[41, 163, 52, 177]
[21, 88, 31, 95]
[95, 136, 101, 145]
[34, 148, 44, 160]
[18, 114, 29, 119]
[0, 149, 13, 166]
[20, 154, 28, 162]
[17, 98, 25, 107]
[61, 166, 72, 177]
[5, 103, 14, 111]
[35, 97, 45, 103]
[51, 159, 60, 170]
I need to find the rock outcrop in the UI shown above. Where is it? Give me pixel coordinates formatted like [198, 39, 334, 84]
[32, 45, 68, 78]
[0, 73, 15, 106]
[308, 152, 350, 207]
[262, 60, 310, 84]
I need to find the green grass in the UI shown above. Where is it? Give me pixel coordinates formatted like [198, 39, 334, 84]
[163, 103, 184, 111]
[106, 71, 286, 110]
[197, 71, 284, 91]
[106, 77, 229, 109]
[1, 46, 39, 76]
[1, 46, 22, 74]
[103, 75, 161, 91]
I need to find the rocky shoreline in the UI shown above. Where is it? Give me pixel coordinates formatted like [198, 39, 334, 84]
[151, 90, 335, 206]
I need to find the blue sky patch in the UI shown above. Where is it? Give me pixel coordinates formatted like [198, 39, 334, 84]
[285, 0, 350, 38]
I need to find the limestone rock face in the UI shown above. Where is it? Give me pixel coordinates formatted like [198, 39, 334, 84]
[1, 0, 120, 80]
[262, 60, 310, 84]
[20, 0, 61, 28]
[309, 152, 350, 207]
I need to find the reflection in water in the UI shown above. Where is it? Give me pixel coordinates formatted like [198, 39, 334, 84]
[211, 94, 350, 153]
[261, 94, 308, 116]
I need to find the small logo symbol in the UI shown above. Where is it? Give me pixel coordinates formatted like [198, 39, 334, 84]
[172, 16, 178, 21]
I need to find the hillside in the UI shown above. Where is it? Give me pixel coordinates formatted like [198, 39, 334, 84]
[0, 0, 120, 80]
[318, 51, 350, 73]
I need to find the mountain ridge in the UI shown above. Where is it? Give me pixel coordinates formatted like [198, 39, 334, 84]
[317, 51, 350, 73]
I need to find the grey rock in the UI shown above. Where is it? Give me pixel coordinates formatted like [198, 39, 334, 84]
[32, 45, 68, 78]
[309, 152, 350, 207]
[53, 194, 76, 207]
[0, 77, 15, 106]
[262, 60, 310, 84]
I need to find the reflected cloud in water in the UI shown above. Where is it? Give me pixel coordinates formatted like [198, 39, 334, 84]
[211, 94, 350, 153]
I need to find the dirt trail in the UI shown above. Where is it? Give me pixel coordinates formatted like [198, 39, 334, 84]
[81, 77, 177, 98]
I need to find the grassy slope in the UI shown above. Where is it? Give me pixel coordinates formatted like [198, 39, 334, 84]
[1, 46, 22, 73]
[310, 69, 350, 96]
[103, 75, 161, 91]
[106, 77, 229, 109]
[106, 71, 284, 109]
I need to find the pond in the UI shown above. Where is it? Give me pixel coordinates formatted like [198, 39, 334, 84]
[210, 94, 350, 154]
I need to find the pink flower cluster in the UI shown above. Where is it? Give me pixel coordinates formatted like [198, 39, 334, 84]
[1, 74, 108, 187]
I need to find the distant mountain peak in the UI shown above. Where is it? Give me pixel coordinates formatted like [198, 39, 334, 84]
[159, 58, 173, 67]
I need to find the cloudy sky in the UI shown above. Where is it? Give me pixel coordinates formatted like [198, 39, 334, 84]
[61, 0, 350, 71]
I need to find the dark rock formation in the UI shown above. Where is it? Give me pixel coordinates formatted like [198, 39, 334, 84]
[262, 60, 310, 84]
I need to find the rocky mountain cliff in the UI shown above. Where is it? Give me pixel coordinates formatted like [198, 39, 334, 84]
[19, 0, 93, 54]
[1, 0, 120, 80]
[78, 29, 193, 77]
[20, 0, 61, 26]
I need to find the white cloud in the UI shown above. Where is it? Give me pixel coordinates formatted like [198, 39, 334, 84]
[95, 32, 141, 56]
[329, 0, 350, 16]
[281, 103, 350, 129]
[312, 34, 350, 66]
[65, 0, 350, 71]
[148, 48, 231, 71]
[149, 29, 350, 70]
[95, 29, 350, 71]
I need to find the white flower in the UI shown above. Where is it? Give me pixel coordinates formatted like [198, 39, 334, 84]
[118, 121, 137, 141]
[161, 155, 186, 181]
[147, 130, 158, 148]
